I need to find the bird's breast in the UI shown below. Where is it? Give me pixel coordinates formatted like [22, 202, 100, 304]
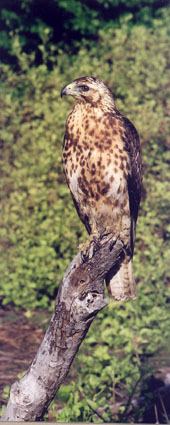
[63, 107, 131, 206]
[63, 138, 129, 206]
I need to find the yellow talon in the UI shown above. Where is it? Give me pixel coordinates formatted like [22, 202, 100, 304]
[78, 229, 101, 257]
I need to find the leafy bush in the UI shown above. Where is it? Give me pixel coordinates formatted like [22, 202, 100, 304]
[0, 0, 168, 65]
[0, 49, 86, 308]
[0, 11, 169, 306]
[0, 11, 170, 421]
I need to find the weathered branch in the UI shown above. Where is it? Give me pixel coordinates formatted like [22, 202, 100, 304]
[1, 234, 124, 421]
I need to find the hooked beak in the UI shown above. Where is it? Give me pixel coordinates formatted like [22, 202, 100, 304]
[60, 84, 68, 98]
[60, 83, 74, 98]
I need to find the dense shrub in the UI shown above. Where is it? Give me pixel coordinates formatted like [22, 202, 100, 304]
[0, 60, 86, 308]
[0, 11, 170, 421]
[0, 0, 168, 65]
[1, 13, 169, 308]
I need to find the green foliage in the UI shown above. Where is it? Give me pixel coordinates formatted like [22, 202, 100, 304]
[0, 9, 170, 422]
[0, 386, 10, 417]
[0, 49, 86, 309]
[0, 0, 168, 65]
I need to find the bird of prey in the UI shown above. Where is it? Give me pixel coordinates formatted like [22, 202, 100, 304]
[61, 76, 142, 300]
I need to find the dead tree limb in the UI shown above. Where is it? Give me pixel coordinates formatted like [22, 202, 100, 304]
[1, 234, 124, 422]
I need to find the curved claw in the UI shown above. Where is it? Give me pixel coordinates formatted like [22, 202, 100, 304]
[80, 250, 89, 262]
[99, 226, 113, 240]
[109, 239, 116, 251]
[92, 236, 100, 248]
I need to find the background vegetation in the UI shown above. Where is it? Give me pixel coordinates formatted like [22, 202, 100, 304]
[0, 0, 169, 65]
[0, 0, 170, 421]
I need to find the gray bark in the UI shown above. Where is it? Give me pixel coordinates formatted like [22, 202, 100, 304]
[1, 234, 124, 422]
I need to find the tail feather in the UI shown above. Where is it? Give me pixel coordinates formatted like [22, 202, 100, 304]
[107, 259, 136, 301]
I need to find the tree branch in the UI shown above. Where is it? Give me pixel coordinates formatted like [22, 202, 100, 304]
[1, 234, 124, 422]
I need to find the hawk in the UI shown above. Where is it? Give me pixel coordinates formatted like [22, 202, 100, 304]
[61, 76, 142, 300]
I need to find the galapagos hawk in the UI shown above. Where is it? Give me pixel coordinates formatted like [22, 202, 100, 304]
[61, 76, 142, 300]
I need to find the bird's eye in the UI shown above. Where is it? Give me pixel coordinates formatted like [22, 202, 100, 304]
[78, 85, 90, 92]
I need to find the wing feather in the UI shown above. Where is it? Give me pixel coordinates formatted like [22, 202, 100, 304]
[122, 116, 142, 223]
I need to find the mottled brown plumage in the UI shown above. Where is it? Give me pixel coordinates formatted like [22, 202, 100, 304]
[61, 76, 142, 300]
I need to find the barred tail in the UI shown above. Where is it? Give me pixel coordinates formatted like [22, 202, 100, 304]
[107, 259, 136, 301]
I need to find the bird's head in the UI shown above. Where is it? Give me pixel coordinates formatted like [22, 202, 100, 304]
[60, 76, 115, 110]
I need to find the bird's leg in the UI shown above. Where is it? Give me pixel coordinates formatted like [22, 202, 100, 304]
[79, 225, 120, 259]
[78, 225, 100, 260]
[99, 226, 119, 251]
